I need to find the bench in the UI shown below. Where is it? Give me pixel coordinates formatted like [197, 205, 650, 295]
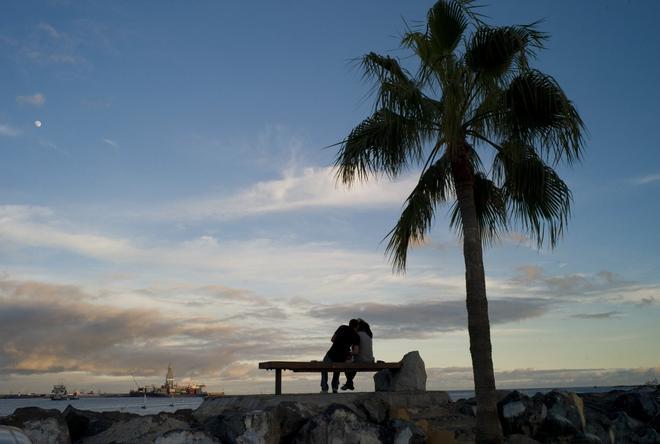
[258, 361, 403, 394]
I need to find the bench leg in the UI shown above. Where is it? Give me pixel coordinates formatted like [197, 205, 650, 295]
[275, 369, 282, 395]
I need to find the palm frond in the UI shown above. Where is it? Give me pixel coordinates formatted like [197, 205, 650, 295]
[464, 24, 547, 79]
[385, 155, 454, 272]
[449, 173, 507, 245]
[493, 141, 572, 247]
[361, 52, 413, 85]
[427, 0, 481, 54]
[499, 70, 585, 163]
[335, 109, 432, 185]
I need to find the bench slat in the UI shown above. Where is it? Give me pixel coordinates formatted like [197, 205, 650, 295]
[258, 361, 401, 372]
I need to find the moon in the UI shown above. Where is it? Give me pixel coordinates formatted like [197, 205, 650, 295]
[34, 120, 42, 128]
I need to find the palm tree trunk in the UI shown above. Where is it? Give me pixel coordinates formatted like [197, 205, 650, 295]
[452, 147, 503, 444]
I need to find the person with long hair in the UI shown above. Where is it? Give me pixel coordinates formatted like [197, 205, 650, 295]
[341, 318, 374, 391]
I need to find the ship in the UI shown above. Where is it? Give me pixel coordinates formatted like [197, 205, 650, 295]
[50, 384, 68, 401]
[129, 363, 208, 397]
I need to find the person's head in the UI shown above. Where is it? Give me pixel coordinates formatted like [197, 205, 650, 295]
[357, 318, 373, 338]
[349, 318, 359, 330]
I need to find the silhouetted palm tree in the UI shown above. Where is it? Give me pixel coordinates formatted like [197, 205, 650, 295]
[334, 1, 585, 442]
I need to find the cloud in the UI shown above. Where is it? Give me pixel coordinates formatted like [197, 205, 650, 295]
[150, 166, 418, 222]
[0, 124, 21, 137]
[308, 298, 551, 338]
[16, 93, 46, 107]
[632, 174, 660, 185]
[570, 311, 622, 320]
[36, 23, 61, 39]
[0, 278, 315, 379]
[511, 266, 631, 297]
[103, 138, 119, 148]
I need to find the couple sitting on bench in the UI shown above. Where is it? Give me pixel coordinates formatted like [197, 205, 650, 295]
[321, 318, 373, 393]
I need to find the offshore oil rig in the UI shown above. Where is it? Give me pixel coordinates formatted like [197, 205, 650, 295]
[130, 363, 207, 397]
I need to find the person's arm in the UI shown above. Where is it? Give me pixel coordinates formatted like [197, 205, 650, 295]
[351, 344, 360, 355]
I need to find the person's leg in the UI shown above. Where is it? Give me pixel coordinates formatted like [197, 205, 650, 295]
[320, 352, 331, 392]
[342, 371, 356, 390]
[331, 370, 340, 393]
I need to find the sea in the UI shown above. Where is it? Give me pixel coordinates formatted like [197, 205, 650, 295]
[0, 386, 627, 417]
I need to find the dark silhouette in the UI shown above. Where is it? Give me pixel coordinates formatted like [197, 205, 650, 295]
[342, 318, 374, 391]
[320, 319, 360, 393]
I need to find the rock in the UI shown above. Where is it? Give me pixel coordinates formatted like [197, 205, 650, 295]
[539, 413, 580, 438]
[0, 407, 71, 444]
[270, 401, 314, 440]
[63, 406, 136, 442]
[374, 351, 426, 392]
[614, 391, 659, 422]
[571, 432, 603, 443]
[154, 429, 221, 443]
[0, 425, 32, 444]
[426, 428, 457, 444]
[540, 390, 586, 435]
[497, 391, 546, 437]
[388, 419, 426, 444]
[357, 398, 389, 424]
[78, 413, 190, 444]
[610, 411, 660, 443]
[504, 434, 541, 444]
[203, 411, 247, 443]
[389, 407, 411, 421]
[291, 404, 382, 444]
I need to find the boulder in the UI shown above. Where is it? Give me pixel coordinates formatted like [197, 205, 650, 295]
[356, 398, 389, 424]
[388, 419, 426, 444]
[291, 404, 382, 444]
[504, 434, 541, 444]
[614, 391, 659, 422]
[0, 425, 33, 444]
[154, 430, 220, 444]
[497, 391, 547, 437]
[0, 407, 71, 444]
[78, 413, 190, 444]
[539, 390, 586, 437]
[610, 412, 660, 443]
[374, 351, 426, 392]
[63, 406, 136, 442]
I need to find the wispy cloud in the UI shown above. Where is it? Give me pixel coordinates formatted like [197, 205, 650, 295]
[149, 166, 418, 222]
[103, 138, 119, 148]
[571, 311, 622, 320]
[309, 298, 551, 338]
[0, 124, 21, 137]
[16, 93, 46, 107]
[632, 173, 660, 185]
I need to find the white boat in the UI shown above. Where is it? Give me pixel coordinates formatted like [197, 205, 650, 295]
[50, 384, 68, 400]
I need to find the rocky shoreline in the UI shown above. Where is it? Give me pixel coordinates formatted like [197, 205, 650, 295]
[1, 386, 659, 443]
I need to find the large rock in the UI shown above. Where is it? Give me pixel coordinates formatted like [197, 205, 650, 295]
[0, 407, 71, 444]
[291, 404, 382, 444]
[497, 391, 547, 437]
[78, 413, 190, 444]
[154, 430, 220, 444]
[374, 351, 426, 392]
[63, 406, 136, 442]
[614, 390, 659, 422]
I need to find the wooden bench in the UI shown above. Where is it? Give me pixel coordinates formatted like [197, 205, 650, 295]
[258, 361, 402, 395]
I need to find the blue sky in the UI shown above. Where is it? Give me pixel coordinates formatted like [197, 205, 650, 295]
[0, 0, 659, 394]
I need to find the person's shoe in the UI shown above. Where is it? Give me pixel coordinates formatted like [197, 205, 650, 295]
[340, 383, 354, 391]
[321, 389, 328, 393]
[332, 389, 338, 393]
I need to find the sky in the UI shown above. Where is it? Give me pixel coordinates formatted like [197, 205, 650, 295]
[0, 0, 659, 395]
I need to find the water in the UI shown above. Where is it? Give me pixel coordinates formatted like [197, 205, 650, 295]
[0, 396, 204, 417]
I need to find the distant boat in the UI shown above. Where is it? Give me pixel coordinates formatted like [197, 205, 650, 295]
[50, 384, 68, 401]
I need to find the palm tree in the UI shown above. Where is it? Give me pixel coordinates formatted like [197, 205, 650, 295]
[333, 1, 585, 442]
